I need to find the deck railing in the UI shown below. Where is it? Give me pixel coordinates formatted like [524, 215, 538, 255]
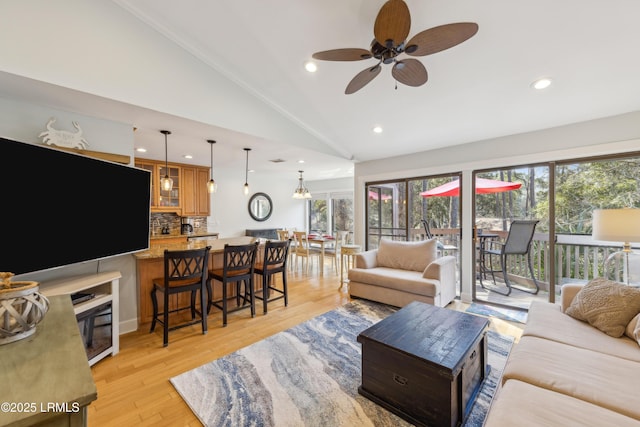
[373, 227, 634, 291]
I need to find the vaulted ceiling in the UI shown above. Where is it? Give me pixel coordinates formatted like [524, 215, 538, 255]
[2, 0, 640, 180]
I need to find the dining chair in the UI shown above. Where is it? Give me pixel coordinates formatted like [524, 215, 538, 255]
[324, 231, 348, 275]
[150, 246, 211, 347]
[292, 231, 320, 274]
[254, 239, 290, 314]
[479, 219, 540, 296]
[277, 229, 296, 269]
[207, 242, 259, 326]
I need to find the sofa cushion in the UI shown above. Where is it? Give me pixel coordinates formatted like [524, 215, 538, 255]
[524, 301, 640, 362]
[347, 267, 438, 297]
[502, 335, 640, 421]
[376, 239, 436, 272]
[484, 379, 640, 427]
[565, 277, 640, 337]
[626, 313, 640, 346]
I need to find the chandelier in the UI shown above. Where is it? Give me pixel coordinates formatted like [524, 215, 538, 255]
[292, 170, 312, 199]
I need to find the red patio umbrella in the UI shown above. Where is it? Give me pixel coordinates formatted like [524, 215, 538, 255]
[420, 178, 522, 197]
[368, 190, 393, 200]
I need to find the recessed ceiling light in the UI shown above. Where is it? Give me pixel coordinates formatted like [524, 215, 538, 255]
[183, 154, 193, 159]
[136, 147, 147, 153]
[298, 159, 305, 164]
[304, 61, 317, 73]
[531, 77, 552, 90]
[373, 126, 383, 134]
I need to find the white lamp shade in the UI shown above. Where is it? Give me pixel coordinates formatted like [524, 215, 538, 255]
[592, 209, 640, 243]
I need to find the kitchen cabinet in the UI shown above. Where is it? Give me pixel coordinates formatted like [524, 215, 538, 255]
[136, 158, 209, 214]
[182, 166, 211, 216]
[135, 159, 180, 211]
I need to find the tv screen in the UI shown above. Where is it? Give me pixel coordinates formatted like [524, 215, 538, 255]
[1, 137, 151, 276]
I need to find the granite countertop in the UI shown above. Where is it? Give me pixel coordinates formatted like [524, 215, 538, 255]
[135, 236, 255, 259]
[149, 230, 219, 240]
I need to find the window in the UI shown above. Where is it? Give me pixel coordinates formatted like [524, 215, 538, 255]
[308, 192, 353, 236]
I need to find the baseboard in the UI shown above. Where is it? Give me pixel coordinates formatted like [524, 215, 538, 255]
[460, 292, 473, 303]
[119, 318, 138, 335]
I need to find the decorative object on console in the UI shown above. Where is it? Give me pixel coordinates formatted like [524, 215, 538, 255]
[0, 272, 49, 345]
[292, 170, 312, 199]
[243, 148, 251, 195]
[39, 117, 89, 149]
[592, 208, 640, 285]
[312, 0, 478, 94]
[206, 139, 217, 193]
[160, 130, 173, 192]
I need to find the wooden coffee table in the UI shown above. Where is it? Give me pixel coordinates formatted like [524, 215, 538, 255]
[357, 301, 490, 427]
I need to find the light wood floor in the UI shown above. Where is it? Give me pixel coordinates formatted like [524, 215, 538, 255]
[88, 262, 523, 426]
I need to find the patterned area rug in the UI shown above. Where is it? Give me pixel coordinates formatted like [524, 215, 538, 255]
[171, 300, 514, 427]
[466, 302, 528, 324]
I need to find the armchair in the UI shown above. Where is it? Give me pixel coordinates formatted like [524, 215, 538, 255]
[348, 238, 457, 308]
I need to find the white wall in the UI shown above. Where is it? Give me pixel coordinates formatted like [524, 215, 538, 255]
[0, 0, 341, 157]
[206, 167, 306, 237]
[353, 111, 640, 302]
[0, 95, 306, 332]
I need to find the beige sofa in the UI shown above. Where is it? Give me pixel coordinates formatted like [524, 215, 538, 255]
[485, 279, 640, 427]
[347, 238, 457, 308]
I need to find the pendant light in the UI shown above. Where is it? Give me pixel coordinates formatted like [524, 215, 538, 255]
[293, 170, 312, 199]
[159, 130, 173, 192]
[243, 148, 251, 195]
[206, 139, 217, 193]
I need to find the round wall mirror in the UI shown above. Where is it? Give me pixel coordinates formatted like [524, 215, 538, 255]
[248, 192, 273, 221]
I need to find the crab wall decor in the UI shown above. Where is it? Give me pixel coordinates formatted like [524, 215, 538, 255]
[39, 117, 89, 149]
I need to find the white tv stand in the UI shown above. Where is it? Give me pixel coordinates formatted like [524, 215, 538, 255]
[41, 270, 121, 366]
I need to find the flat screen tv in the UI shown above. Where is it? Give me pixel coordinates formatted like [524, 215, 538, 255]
[1, 137, 151, 276]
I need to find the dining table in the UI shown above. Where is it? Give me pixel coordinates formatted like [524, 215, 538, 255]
[307, 234, 336, 277]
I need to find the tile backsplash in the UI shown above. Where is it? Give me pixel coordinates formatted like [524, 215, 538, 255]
[149, 213, 207, 235]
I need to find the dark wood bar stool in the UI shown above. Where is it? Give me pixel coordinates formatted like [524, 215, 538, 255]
[254, 239, 290, 314]
[207, 242, 259, 326]
[150, 246, 211, 347]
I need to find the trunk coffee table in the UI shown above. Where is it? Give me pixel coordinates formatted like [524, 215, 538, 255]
[357, 301, 490, 427]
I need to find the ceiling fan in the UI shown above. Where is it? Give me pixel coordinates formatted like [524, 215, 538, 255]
[312, 0, 478, 94]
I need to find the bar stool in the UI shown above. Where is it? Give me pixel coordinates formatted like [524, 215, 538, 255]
[254, 239, 290, 314]
[150, 246, 211, 347]
[207, 242, 258, 327]
[340, 244, 361, 289]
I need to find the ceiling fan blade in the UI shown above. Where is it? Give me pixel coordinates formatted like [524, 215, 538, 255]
[345, 65, 382, 94]
[405, 22, 479, 57]
[392, 58, 428, 87]
[312, 48, 373, 61]
[374, 0, 411, 48]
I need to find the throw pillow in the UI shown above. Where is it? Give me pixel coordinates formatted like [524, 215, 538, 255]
[625, 313, 640, 346]
[376, 239, 437, 272]
[565, 277, 640, 337]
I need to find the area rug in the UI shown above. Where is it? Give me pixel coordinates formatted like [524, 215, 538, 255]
[466, 302, 528, 324]
[171, 300, 514, 427]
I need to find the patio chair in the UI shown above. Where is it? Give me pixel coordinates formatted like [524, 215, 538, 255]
[479, 219, 540, 296]
[420, 219, 457, 254]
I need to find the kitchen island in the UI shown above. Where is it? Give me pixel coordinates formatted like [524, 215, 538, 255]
[134, 236, 257, 325]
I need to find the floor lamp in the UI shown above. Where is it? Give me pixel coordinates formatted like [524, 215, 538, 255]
[592, 208, 640, 285]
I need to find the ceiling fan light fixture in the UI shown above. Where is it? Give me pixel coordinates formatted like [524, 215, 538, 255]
[312, 0, 478, 94]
